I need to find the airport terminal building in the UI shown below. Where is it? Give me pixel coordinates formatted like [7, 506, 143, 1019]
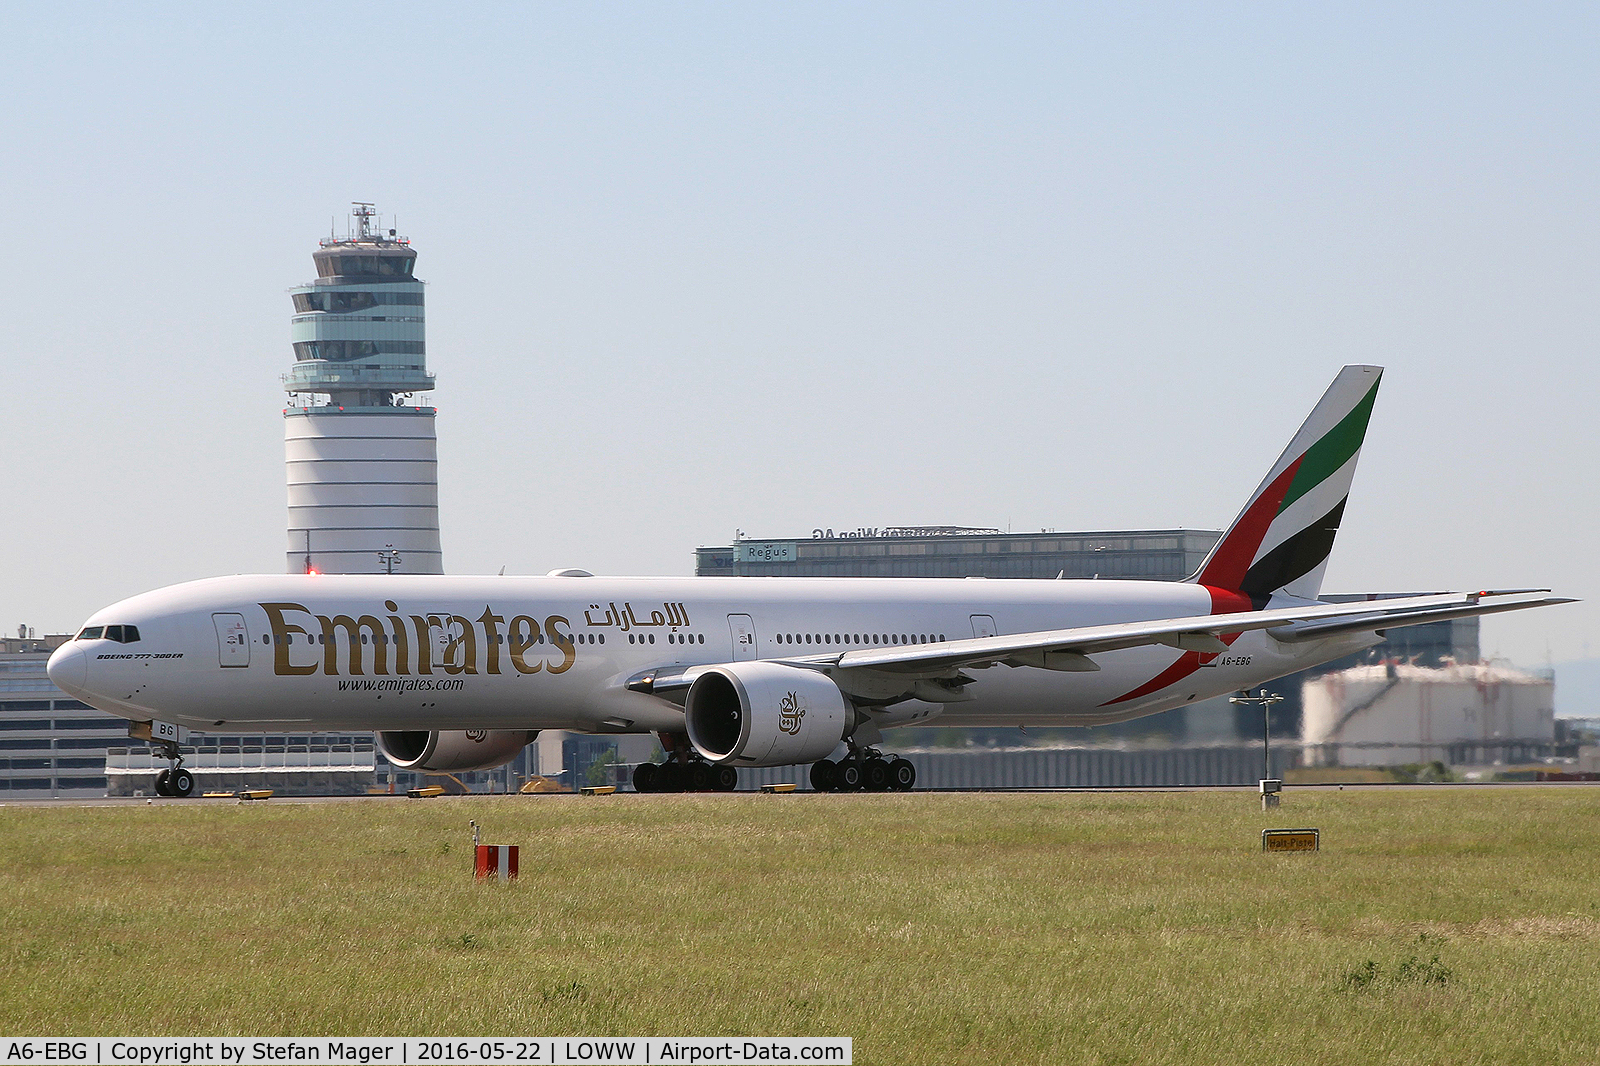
[696, 527, 1222, 581]
[0, 630, 124, 798]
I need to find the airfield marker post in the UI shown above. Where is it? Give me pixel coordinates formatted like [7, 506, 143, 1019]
[1230, 689, 1285, 809]
[470, 820, 518, 880]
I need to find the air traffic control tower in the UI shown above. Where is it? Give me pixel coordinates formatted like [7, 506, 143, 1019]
[283, 204, 443, 575]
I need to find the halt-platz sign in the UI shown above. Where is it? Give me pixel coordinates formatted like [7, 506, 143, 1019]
[1262, 828, 1320, 852]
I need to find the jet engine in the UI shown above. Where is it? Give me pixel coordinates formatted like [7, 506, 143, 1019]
[376, 729, 536, 773]
[685, 662, 851, 767]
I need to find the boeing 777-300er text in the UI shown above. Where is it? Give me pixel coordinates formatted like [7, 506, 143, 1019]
[50, 366, 1571, 796]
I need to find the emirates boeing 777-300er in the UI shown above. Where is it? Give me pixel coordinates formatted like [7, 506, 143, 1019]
[49, 366, 1570, 796]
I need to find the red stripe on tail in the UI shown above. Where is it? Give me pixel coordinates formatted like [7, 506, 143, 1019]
[1197, 457, 1303, 591]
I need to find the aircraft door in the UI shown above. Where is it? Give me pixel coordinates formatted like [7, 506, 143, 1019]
[727, 614, 758, 661]
[970, 614, 997, 639]
[429, 611, 465, 669]
[213, 613, 251, 668]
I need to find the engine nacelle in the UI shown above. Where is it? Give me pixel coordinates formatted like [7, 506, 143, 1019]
[377, 729, 536, 773]
[685, 662, 851, 767]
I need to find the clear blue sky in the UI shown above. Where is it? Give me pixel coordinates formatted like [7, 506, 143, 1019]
[4, 3, 1595, 665]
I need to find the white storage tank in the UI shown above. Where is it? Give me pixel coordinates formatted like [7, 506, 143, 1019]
[1303, 661, 1554, 766]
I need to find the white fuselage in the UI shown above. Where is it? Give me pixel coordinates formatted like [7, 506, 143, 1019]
[48, 573, 1376, 736]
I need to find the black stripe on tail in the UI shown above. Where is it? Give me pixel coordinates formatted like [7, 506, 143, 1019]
[1238, 499, 1347, 604]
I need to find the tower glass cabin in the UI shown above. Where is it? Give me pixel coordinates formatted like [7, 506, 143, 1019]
[283, 204, 443, 575]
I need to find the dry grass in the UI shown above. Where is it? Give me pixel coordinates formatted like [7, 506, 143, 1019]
[3, 789, 1600, 1064]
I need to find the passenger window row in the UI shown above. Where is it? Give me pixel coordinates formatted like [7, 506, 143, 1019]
[777, 633, 945, 647]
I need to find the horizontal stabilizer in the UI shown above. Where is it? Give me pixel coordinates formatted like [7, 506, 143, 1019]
[1270, 592, 1576, 643]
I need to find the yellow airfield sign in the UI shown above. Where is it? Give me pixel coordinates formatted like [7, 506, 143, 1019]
[1262, 828, 1320, 852]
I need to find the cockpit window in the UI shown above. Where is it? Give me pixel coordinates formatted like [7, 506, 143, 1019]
[81, 625, 139, 643]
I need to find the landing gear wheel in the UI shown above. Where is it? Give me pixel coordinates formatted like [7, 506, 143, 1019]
[170, 767, 196, 798]
[834, 760, 863, 792]
[656, 761, 684, 793]
[712, 765, 738, 792]
[864, 757, 891, 792]
[809, 759, 836, 792]
[154, 769, 173, 797]
[888, 758, 916, 791]
[632, 762, 659, 793]
[686, 761, 712, 792]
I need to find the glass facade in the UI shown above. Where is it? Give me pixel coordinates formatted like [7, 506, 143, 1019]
[293, 290, 424, 313]
[314, 252, 416, 278]
[292, 340, 426, 362]
[285, 219, 429, 412]
[696, 529, 1222, 580]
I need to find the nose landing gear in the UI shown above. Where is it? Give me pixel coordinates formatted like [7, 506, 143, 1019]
[150, 741, 195, 798]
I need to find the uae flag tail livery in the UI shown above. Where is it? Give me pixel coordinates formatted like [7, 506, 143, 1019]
[1191, 364, 1382, 608]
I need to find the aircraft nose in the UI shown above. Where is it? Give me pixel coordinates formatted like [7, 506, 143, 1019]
[48, 641, 89, 697]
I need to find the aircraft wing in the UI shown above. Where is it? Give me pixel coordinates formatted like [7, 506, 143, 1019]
[828, 589, 1572, 675]
[627, 589, 1571, 702]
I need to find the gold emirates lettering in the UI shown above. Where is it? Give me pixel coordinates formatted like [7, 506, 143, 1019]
[258, 602, 576, 677]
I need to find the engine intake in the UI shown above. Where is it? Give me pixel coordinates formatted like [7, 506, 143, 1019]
[685, 662, 850, 767]
[377, 729, 536, 773]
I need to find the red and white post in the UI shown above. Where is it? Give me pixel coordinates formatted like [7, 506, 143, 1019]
[474, 843, 519, 881]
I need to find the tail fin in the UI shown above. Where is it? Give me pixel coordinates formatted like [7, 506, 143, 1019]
[1191, 365, 1382, 604]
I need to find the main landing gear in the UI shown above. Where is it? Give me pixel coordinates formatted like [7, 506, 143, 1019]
[810, 748, 916, 793]
[632, 759, 738, 793]
[632, 733, 737, 793]
[150, 740, 195, 798]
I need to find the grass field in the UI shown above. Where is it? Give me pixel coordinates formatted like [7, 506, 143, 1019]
[4, 789, 1600, 1064]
